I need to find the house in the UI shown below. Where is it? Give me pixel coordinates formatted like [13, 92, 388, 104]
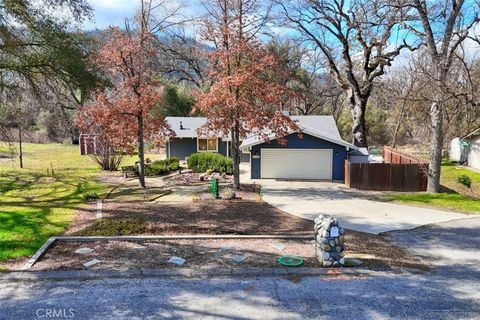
[166, 115, 359, 181]
[165, 117, 249, 162]
[451, 128, 480, 170]
[240, 116, 358, 180]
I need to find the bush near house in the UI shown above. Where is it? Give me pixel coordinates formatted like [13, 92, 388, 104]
[144, 157, 179, 176]
[187, 152, 233, 174]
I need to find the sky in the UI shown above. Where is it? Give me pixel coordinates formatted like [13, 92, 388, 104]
[83, 0, 202, 30]
[84, 0, 138, 29]
[82, 0, 479, 67]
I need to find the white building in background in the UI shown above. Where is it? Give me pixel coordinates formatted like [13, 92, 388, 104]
[450, 128, 480, 170]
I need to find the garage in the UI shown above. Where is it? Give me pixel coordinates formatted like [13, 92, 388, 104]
[240, 115, 358, 180]
[261, 149, 333, 179]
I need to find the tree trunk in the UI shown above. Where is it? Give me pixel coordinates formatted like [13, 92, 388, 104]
[350, 97, 368, 148]
[18, 127, 23, 169]
[427, 101, 443, 193]
[137, 113, 146, 188]
[231, 121, 241, 190]
[391, 100, 408, 149]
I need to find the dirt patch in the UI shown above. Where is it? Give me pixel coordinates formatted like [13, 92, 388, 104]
[72, 201, 314, 235]
[33, 239, 315, 271]
[345, 230, 429, 271]
[32, 233, 428, 272]
[197, 183, 260, 201]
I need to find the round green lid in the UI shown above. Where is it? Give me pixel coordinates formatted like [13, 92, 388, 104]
[277, 256, 304, 267]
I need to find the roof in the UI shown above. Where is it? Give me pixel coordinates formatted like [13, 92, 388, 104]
[240, 115, 357, 150]
[165, 117, 228, 139]
[461, 128, 480, 140]
[165, 115, 356, 150]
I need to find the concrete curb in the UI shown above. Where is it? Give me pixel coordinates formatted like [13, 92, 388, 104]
[22, 237, 56, 270]
[22, 235, 314, 270]
[1, 266, 394, 282]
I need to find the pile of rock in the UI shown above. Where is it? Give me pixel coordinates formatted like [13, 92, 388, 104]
[199, 172, 225, 181]
[314, 214, 345, 267]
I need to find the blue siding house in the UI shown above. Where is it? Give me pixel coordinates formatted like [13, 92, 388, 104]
[166, 115, 359, 181]
[248, 134, 349, 180]
[165, 117, 248, 161]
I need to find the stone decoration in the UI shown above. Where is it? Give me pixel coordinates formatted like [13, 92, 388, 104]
[75, 247, 94, 254]
[168, 256, 186, 265]
[231, 255, 247, 263]
[314, 214, 345, 267]
[83, 259, 101, 267]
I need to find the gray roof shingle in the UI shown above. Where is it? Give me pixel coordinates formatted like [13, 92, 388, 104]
[165, 115, 355, 149]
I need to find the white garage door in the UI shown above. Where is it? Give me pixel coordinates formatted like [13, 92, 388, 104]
[261, 149, 333, 179]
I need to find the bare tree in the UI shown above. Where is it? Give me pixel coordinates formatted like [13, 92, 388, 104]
[278, 0, 416, 147]
[267, 40, 345, 116]
[405, 0, 480, 192]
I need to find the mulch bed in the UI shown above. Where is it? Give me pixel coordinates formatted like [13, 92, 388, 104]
[29, 201, 430, 272]
[32, 239, 317, 271]
[32, 233, 428, 271]
[73, 201, 313, 235]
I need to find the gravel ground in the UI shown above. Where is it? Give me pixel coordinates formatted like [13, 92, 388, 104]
[32, 230, 428, 271]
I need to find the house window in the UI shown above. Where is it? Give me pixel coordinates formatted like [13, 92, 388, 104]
[198, 138, 218, 152]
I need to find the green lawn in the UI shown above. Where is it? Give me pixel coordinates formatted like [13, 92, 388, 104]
[0, 142, 158, 263]
[383, 161, 480, 213]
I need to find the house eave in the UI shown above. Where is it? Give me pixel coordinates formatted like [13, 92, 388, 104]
[240, 128, 358, 151]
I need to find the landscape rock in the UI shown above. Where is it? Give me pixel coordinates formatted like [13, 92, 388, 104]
[218, 246, 230, 253]
[75, 248, 94, 254]
[269, 242, 286, 251]
[231, 255, 247, 263]
[83, 259, 101, 267]
[168, 256, 186, 265]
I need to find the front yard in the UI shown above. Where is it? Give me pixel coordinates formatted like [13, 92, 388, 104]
[0, 143, 160, 265]
[382, 161, 480, 213]
[31, 199, 428, 272]
[1, 142, 458, 272]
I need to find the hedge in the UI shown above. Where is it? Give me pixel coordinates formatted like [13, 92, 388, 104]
[144, 157, 179, 176]
[187, 152, 233, 174]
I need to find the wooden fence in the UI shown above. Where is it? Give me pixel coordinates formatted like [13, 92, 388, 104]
[382, 146, 425, 164]
[345, 147, 429, 191]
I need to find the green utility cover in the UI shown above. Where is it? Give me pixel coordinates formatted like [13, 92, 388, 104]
[277, 256, 304, 267]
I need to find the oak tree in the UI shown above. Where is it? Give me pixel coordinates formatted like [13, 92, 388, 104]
[195, 0, 299, 189]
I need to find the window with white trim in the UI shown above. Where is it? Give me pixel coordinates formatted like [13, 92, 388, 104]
[198, 138, 218, 152]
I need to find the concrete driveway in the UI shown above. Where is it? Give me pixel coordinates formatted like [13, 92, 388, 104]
[259, 180, 471, 234]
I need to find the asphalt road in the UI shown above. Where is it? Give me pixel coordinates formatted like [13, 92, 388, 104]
[1, 271, 479, 320]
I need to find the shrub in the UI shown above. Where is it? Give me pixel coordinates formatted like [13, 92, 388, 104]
[187, 152, 233, 174]
[144, 157, 180, 176]
[221, 187, 235, 200]
[457, 174, 472, 188]
[83, 192, 99, 202]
